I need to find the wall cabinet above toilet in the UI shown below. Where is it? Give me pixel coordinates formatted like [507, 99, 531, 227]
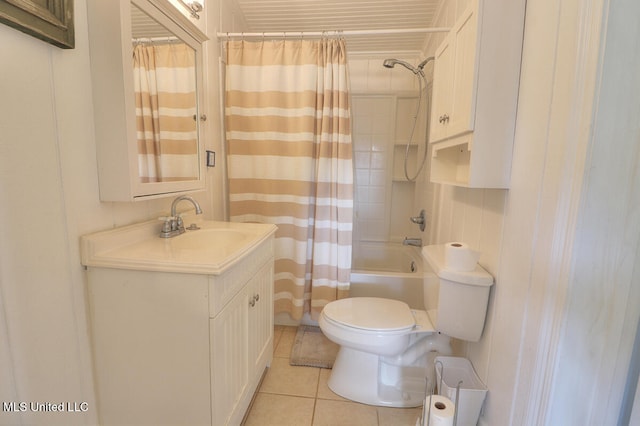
[428, 0, 526, 188]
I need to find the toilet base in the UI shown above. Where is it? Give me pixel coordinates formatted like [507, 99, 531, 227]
[328, 346, 428, 408]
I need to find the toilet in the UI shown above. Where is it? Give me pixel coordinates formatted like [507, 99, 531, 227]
[318, 244, 494, 407]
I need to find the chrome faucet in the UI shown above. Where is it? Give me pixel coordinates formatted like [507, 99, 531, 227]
[403, 237, 422, 247]
[160, 195, 203, 238]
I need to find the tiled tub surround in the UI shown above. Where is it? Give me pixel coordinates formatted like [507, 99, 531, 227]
[351, 94, 427, 244]
[243, 326, 423, 426]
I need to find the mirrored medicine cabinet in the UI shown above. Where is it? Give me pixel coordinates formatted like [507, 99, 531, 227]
[87, 0, 208, 201]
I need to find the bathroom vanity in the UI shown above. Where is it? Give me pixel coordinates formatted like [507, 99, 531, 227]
[81, 219, 277, 426]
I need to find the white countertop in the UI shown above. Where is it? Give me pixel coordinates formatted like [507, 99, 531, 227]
[80, 218, 277, 275]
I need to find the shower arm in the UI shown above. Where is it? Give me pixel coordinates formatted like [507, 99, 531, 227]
[382, 56, 434, 181]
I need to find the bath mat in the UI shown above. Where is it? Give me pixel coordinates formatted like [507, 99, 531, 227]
[289, 325, 339, 369]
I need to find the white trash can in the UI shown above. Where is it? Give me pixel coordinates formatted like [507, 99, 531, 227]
[434, 356, 488, 426]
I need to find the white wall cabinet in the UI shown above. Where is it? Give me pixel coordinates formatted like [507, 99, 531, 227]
[87, 0, 207, 201]
[428, 0, 525, 188]
[430, 6, 477, 142]
[87, 235, 274, 426]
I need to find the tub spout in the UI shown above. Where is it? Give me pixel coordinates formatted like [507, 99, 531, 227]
[403, 237, 422, 247]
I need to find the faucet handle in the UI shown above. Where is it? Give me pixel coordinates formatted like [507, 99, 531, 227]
[175, 215, 185, 234]
[409, 209, 426, 232]
[158, 216, 173, 227]
[158, 216, 174, 238]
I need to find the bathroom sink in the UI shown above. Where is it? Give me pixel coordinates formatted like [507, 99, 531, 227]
[80, 219, 277, 275]
[170, 228, 249, 251]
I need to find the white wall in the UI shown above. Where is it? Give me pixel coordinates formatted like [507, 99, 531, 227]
[419, 0, 640, 425]
[0, 0, 221, 424]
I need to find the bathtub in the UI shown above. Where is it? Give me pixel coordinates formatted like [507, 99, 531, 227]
[350, 242, 426, 309]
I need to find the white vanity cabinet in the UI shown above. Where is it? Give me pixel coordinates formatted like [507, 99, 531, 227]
[210, 243, 274, 426]
[428, 0, 525, 188]
[82, 220, 276, 426]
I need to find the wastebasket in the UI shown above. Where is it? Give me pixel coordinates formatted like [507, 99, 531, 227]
[434, 356, 488, 426]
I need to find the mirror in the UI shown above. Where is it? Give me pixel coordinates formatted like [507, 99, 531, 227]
[131, 4, 199, 184]
[87, 0, 208, 201]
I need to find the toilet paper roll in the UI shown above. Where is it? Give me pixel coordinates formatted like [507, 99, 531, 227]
[426, 394, 455, 426]
[444, 242, 480, 272]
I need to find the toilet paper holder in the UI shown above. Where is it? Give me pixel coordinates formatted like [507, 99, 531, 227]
[421, 361, 461, 426]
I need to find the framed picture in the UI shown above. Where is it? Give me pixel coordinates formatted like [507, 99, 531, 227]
[0, 0, 74, 49]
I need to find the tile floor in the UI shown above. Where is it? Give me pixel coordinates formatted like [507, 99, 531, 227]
[242, 325, 423, 426]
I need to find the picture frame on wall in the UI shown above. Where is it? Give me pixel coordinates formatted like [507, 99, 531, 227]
[0, 0, 74, 49]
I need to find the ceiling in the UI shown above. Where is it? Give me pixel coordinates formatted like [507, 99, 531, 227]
[131, 4, 175, 39]
[225, 0, 443, 54]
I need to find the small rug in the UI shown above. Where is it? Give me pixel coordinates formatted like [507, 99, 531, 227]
[290, 325, 339, 369]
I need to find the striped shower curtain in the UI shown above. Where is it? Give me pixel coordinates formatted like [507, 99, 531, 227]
[133, 43, 198, 182]
[225, 39, 354, 321]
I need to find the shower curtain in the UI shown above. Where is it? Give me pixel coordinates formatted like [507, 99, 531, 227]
[225, 39, 354, 321]
[133, 43, 198, 182]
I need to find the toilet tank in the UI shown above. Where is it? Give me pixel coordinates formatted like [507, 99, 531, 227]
[422, 245, 494, 342]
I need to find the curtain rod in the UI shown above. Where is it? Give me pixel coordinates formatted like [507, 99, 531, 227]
[216, 27, 450, 39]
[132, 36, 180, 43]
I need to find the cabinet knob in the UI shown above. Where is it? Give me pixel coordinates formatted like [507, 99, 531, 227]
[439, 114, 450, 124]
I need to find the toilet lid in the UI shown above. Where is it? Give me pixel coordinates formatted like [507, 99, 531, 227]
[322, 297, 415, 332]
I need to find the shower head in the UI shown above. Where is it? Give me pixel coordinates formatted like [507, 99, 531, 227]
[382, 58, 420, 74]
[417, 56, 435, 70]
[382, 58, 399, 68]
[383, 57, 435, 79]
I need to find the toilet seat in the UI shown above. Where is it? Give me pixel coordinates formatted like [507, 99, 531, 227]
[322, 297, 416, 333]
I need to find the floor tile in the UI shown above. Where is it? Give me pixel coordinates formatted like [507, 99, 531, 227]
[259, 357, 320, 398]
[273, 325, 286, 351]
[243, 393, 315, 426]
[317, 369, 348, 401]
[274, 326, 297, 358]
[378, 405, 422, 426]
[312, 399, 378, 426]
[246, 325, 425, 426]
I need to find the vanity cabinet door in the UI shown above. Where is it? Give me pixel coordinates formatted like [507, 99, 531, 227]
[247, 262, 274, 376]
[210, 260, 274, 426]
[211, 288, 249, 426]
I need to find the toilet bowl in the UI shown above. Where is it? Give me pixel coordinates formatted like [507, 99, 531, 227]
[318, 297, 450, 407]
[318, 244, 494, 408]
[319, 297, 426, 356]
